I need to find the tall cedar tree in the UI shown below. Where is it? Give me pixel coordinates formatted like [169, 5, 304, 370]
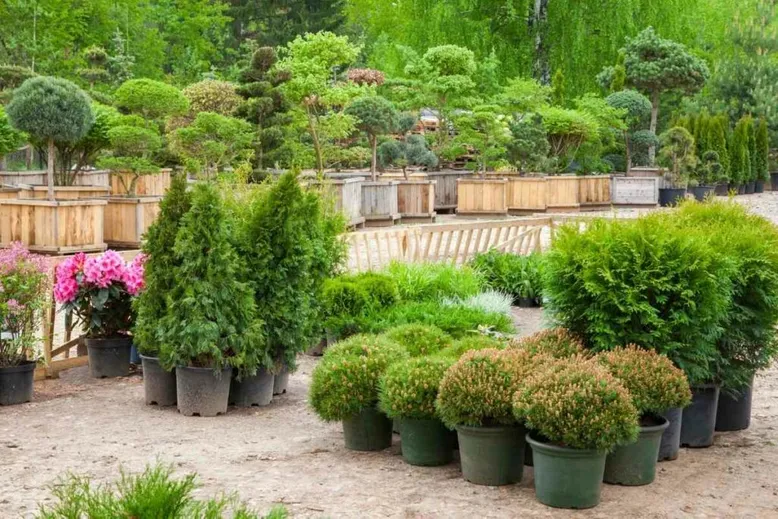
[133, 173, 191, 355]
[157, 182, 266, 375]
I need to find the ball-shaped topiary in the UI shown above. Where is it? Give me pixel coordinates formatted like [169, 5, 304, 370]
[310, 334, 410, 421]
[379, 356, 454, 419]
[437, 334, 504, 359]
[513, 358, 640, 451]
[183, 79, 242, 116]
[508, 328, 585, 359]
[435, 348, 544, 428]
[114, 78, 189, 120]
[597, 345, 691, 416]
[383, 324, 453, 357]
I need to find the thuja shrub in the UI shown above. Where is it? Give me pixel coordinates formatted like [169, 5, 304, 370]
[309, 335, 409, 421]
[435, 348, 545, 428]
[597, 345, 692, 416]
[508, 328, 585, 359]
[383, 324, 453, 357]
[543, 217, 733, 385]
[513, 358, 640, 451]
[379, 356, 454, 420]
[437, 335, 505, 359]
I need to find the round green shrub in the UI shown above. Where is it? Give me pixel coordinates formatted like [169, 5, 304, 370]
[114, 78, 189, 120]
[508, 328, 585, 358]
[435, 348, 544, 428]
[310, 334, 410, 421]
[383, 324, 453, 357]
[597, 345, 692, 415]
[321, 278, 371, 318]
[379, 356, 454, 419]
[437, 335, 504, 359]
[513, 358, 640, 451]
[183, 79, 242, 116]
[353, 272, 400, 309]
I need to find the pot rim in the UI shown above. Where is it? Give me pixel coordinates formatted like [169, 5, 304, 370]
[0, 360, 36, 374]
[456, 423, 524, 436]
[525, 432, 605, 457]
[638, 415, 670, 435]
[84, 336, 132, 347]
[139, 354, 160, 361]
[691, 383, 721, 390]
[176, 365, 232, 374]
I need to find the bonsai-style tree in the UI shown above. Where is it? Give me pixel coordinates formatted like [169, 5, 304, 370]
[695, 151, 724, 187]
[507, 114, 549, 174]
[133, 173, 191, 356]
[78, 46, 110, 89]
[344, 96, 398, 179]
[57, 103, 120, 185]
[598, 27, 709, 164]
[0, 65, 35, 92]
[6, 76, 94, 200]
[114, 79, 189, 123]
[183, 79, 242, 116]
[169, 112, 254, 179]
[99, 117, 162, 196]
[658, 127, 697, 188]
[378, 134, 438, 178]
[448, 104, 510, 176]
[605, 90, 652, 173]
[537, 106, 599, 173]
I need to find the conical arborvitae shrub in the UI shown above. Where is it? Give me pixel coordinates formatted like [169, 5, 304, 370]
[755, 118, 770, 182]
[729, 117, 751, 185]
[708, 116, 730, 181]
[158, 182, 266, 375]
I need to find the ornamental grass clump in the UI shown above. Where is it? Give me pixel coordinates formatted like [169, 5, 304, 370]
[383, 324, 453, 357]
[597, 345, 691, 416]
[309, 334, 409, 421]
[379, 356, 454, 419]
[508, 328, 585, 359]
[437, 334, 505, 359]
[513, 359, 640, 451]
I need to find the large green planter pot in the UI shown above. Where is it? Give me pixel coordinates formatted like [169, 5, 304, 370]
[342, 407, 393, 451]
[399, 418, 454, 466]
[527, 433, 606, 509]
[456, 424, 525, 486]
[604, 416, 669, 486]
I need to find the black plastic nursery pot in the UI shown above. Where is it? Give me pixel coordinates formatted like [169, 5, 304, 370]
[130, 344, 141, 365]
[517, 297, 537, 308]
[715, 375, 754, 432]
[657, 407, 683, 461]
[658, 188, 687, 207]
[342, 407, 393, 451]
[273, 366, 289, 395]
[604, 415, 669, 486]
[140, 355, 176, 406]
[526, 433, 606, 509]
[690, 185, 715, 202]
[229, 368, 274, 407]
[0, 360, 35, 406]
[714, 184, 729, 196]
[399, 418, 454, 466]
[456, 424, 525, 486]
[85, 337, 132, 378]
[755, 180, 766, 193]
[745, 181, 756, 194]
[771, 173, 778, 191]
[680, 384, 720, 448]
[176, 366, 232, 417]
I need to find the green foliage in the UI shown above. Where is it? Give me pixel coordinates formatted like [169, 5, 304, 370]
[133, 174, 191, 356]
[114, 79, 189, 121]
[470, 250, 544, 303]
[448, 104, 510, 174]
[0, 106, 25, 158]
[378, 134, 438, 173]
[605, 90, 651, 131]
[755, 118, 770, 181]
[543, 215, 734, 386]
[0, 65, 35, 91]
[383, 323, 453, 357]
[379, 356, 454, 420]
[344, 96, 399, 176]
[447, 290, 513, 317]
[551, 69, 566, 106]
[437, 335, 505, 360]
[183, 80, 242, 116]
[170, 112, 254, 177]
[509, 328, 585, 359]
[597, 346, 692, 415]
[382, 262, 485, 302]
[538, 106, 599, 171]
[730, 116, 752, 184]
[98, 118, 161, 195]
[309, 334, 409, 421]
[507, 114, 549, 173]
[55, 102, 120, 185]
[658, 127, 697, 186]
[499, 78, 551, 114]
[157, 183, 266, 376]
[513, 358, 639, 451]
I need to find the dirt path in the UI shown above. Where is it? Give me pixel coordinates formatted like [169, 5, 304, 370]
[2, 308, 778, 518]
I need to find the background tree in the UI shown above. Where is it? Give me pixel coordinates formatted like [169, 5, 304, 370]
[657, 127, 697, 187]
[114, 79, 189, 124]
[344, 96, 398, 179]
[507, 113, 549, 174]
[56, 102, 120, 184]
[447, 104, 510, 176]
[755, 118, 770, 182]
[183, 80, 242, 116]
[730, 117, 752, 186]
[78, 46, 110, 89]
[6, 76, 94, 199]
[0, 106, 25, 168]
[538, 106, 599, 172]
[498, 77, 550, 114]
[605, 90, 652, 173]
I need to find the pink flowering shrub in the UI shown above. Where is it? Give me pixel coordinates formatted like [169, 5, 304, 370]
[54, 250, 146, 339]
[0, 243, 50, 366]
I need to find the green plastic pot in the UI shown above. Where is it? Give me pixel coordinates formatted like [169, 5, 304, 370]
[604, 416, 669, 486]
[456, 424, 525, 486]
[526, 433, 606, 509]
[342, 407, 392, 451]
[399, 418, 454, 466]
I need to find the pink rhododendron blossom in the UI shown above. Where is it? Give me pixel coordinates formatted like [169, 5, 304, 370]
[54, 250, 145, 303]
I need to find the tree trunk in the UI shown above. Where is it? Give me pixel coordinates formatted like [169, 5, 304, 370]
[47, 139, 55, 201]
[306, 105, 323, 174]
[370, 134, 378, 181]
[624, 131, 632, 174]
[649, 90, 659, 166]
[532, 0, 551, 85]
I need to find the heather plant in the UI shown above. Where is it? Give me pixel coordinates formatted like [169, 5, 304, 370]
[437, 335, 505, 360]
[597, 346, 692, 416]
[0, 243, 49, 367]
[379, 356, 454, 419]
[383, 324, 453, 357]
[309, 334, 409, 421]
[508, 328, 585, 359]
[54, 251, 146, 339]
[513, 358, 640, 451]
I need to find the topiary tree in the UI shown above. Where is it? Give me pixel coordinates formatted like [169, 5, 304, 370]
[447, 104, 510, 176]
[657, 127, 697, 187]
[78, 46, 110, 89]
[6, 76, 94, 200]
[379, 356, 453, 420]
[114, 79, 189, 122]
[98, 117, 162, 196]
[344, 96, 398, 179]
[538, 106, 599, 173]
[598, 27, 709, 164]
[378, 134, 438, 177]
[707, 115, 731, 182]
[605, 90, 652, 173]
[0, 65, 35, 92]
[133, 173, 192, 355]
[183, 80, 242, 116]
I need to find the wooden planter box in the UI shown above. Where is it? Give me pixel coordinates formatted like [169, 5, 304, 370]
[578, 175, 612, 211]
[104, 196, 162, 248]
[627, 167, 663, 178]
[456, 178, 508, 216]
[545, 176, 580, 212]
[110, 169, 171, 196]
[19, 185, 110, 200]
[0, 198, 107, 253]
[378, 172, 428, 180]
[507, 177, 547, 214]
[395, 180, 436, 223]
[361, 181, 400, 226]
[611, 176, 659, 206]
[305, 177, 365, 228]
[0, 187, 20, 200]
[426, 171, 470, 212]
[0, 170, 109, 186]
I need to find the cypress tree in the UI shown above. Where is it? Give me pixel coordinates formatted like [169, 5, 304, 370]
[695, 113, 711, 159]
[730, 117, 751, 185]
[708, 116, 730, 181]
[755, 118, 770, 181]
[745, 116, 758, 182]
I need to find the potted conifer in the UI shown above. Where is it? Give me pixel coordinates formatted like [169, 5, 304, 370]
[310, 334, 409, 451]
[657, 127, 695, 207]
[597, 346, 692, 484]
